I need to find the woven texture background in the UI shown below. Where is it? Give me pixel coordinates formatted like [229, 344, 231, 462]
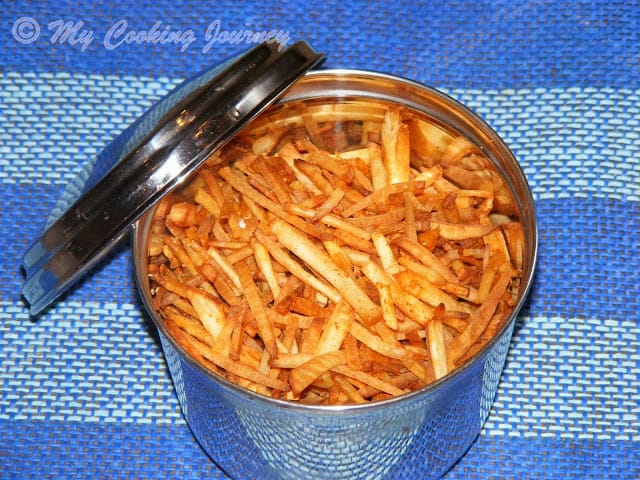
[1, 1, 639, 478]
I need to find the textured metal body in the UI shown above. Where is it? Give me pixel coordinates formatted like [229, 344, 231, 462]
[152, 322, 513, 480]
[133, 71, 537, 480]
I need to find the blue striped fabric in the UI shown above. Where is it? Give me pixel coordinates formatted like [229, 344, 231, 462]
[1, 1, 639, 479]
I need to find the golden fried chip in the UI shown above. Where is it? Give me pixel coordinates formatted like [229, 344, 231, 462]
[290, 351, 347, 397]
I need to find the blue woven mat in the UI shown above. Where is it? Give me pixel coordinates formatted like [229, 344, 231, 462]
[1, 1, 639, 478]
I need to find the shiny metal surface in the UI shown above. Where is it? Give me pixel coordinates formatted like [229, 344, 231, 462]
[133, 71, 538, 479]
[154, 326, 511, 479]
[22, 41, 324, 316]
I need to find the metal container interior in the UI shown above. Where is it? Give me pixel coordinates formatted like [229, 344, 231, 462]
[133, 70, 538, 480]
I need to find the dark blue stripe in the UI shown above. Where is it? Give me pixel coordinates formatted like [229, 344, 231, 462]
[447, 436, 639, 479]
[0, 420, 225, 480]
[4, 183, 639, 320]
[0, 420, 636, 479]
[3, 1, 639, 88]
[521, 196, 640, 321]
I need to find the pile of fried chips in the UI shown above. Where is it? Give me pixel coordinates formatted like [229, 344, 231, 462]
[147, 103, 524, 404]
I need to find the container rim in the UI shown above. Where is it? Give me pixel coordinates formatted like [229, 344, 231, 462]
[133, 68, 539, 415]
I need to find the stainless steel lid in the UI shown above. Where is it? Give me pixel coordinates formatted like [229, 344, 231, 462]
[22, 41, 325, 316]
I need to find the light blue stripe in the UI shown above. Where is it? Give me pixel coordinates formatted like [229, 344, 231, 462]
[0, 72, 181, 186]
[1, 301, 638, 441]
[0, 301, 183, 424]
[1, 73, 639, 201]
[484, 315, 640, 441]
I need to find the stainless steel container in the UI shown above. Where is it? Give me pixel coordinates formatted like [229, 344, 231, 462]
[22, 41, 537, 480]
[133, 70, 538, 480]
